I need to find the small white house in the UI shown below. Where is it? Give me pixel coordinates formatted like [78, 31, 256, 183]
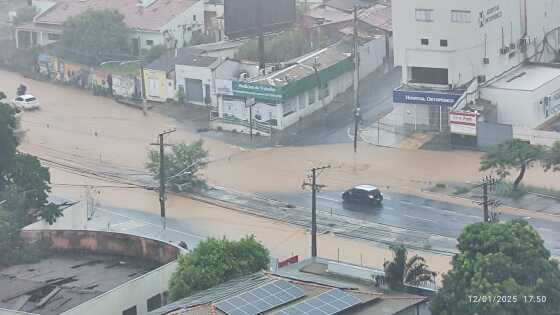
[16, 0, 205, 53]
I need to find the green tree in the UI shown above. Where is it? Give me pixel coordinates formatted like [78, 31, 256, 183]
[188, 31, 215, 46]
[0, 91, 61, 266]
[0, 93, 17, 183]
[146, 139, 208, 192]
[543, 140, 560, 172]
[61, 9, 130, 65]
[12, 6, 39, 26]
[431, 220, 560, 315]
[236, 29, 317, 63]
[169, 236, 270, 301]
[383, 245, 436, 290]
[480, 139, 546, 190]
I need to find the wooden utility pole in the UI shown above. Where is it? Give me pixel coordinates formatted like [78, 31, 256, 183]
[302, 165, 331, 257]
[150, 129, 176, 230]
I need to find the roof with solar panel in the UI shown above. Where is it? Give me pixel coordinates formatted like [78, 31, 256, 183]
[148, 258, 429, 315]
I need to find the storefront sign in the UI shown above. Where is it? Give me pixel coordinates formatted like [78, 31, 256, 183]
[232, 81, 282, 102]
[393, 89, 463, 107]
[450, 111, 477, 136]
[479, 5, 502, 28]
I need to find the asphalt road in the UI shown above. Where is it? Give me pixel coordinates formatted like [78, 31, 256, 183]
[265, 190, 560, 256]
[284, 65, 402, 146]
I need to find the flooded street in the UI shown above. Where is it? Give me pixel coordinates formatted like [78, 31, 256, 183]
[3, 68, 559, 272]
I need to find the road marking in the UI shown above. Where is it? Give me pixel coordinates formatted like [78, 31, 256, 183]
[97, 207, 205, 240]
[318, 196, 341, 203]
[404, 214, 435, 223]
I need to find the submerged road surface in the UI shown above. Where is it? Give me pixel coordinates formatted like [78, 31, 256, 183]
[266, 190, 560, 257]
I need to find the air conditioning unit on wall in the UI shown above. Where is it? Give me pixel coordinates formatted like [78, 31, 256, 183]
[482, 57, 490, 65]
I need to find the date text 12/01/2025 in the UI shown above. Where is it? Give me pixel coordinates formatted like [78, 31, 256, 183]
[468, 295, 548, 304]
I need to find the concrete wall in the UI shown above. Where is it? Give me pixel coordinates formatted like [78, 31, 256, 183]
[21, 230, 180, 264]
[0, 309, 38, 315]
[514, 126, 560, 146]
[359, 36, 387, 80]
[144, 68, 168, 102]
[61, 261, 177, 315]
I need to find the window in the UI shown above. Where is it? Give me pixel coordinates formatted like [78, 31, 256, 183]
[146, 40, 154, 46]
[421, 38, 429, 46]
[147, 294, 162, 312]
[451, 10, 471, 23]
[47, 33, 60, 40]
[440, 39, 448, 47]
[122, 306, 137, 315]
[415, 9, 434, 22]
[193, 14, 197, 21]
[308, 88, 316, 105]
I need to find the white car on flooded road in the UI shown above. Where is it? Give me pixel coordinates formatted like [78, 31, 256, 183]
[12, 94, 40, 110]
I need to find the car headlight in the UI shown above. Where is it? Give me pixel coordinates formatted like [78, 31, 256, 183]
[368, 195, 374, 199]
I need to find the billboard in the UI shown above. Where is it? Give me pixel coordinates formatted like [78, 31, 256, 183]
[225, 0, 296, 39]
[450, 111, 477, 136]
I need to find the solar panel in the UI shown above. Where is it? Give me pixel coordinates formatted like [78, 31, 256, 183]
[215, 280, 305, 315]
[274, 289, 362, 315]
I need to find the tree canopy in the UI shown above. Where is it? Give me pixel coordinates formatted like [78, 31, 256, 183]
[61, 9, 130, 65]
[169, 236, 270, 301]
[480, 139, 547, 190]
[146, 139, 209, 193]
[383, 245, 436, 290]
[431, 220, 560, 315]
[0, 92, 61, 265]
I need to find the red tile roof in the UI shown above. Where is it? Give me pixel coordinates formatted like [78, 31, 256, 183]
[35, 0, 199, 32]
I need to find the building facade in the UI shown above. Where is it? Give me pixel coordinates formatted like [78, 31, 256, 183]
[391, 0, 560, 139]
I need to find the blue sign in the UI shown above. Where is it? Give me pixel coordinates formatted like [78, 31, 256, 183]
[393, 89, 464, 107]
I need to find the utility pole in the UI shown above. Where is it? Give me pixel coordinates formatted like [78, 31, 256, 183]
[302, 165, 331, 258]
[245, 97, 256, 143]
[140, 66, 148, 116]
[256, 0, 265, 72]
[352, 6, 360, 153]
[475, 176, 499, 223]
[150, 129, 176, 230]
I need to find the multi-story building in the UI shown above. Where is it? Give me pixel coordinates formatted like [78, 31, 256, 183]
[391, 0, 560, 145]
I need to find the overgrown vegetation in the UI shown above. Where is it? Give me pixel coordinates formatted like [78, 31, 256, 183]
[383, 245, 436, 291]
[0, 92, 61, 266]
[235, 29, 328, 63]
[169, 236, 270, 301]
[431, 220, 560, 314]
[61, 9, 131, 65]
[146, 139, 209, 193]
[480, 139, 560, 191]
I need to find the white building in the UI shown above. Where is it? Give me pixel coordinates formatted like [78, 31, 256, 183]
[15, 0, 205, 54]
[391, 0, 560, 140]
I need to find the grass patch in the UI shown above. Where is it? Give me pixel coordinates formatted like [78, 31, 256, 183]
[101, 62, 141, 76]
[453, 186, 471, 196]
[435, 183, 447, 189]
[496, 182, 560, 200]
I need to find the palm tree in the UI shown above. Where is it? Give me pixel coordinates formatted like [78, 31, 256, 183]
[383, 245, 436, 290]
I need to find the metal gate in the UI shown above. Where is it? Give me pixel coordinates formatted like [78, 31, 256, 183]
[185, 78, 203, 103]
